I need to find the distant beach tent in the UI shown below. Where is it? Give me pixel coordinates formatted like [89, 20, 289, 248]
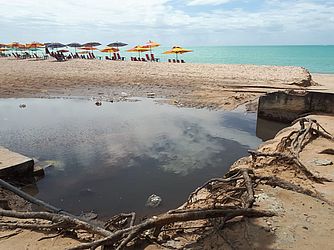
[100, 47, 120, 57]
[67, 43, 82, 53]
[163, 46, 193, 60]
[126, 45, 150, 57]
[107, 42, 128, 49]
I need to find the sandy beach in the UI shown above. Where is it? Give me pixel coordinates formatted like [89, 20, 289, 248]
[1, 57, 334, 249]
[1, 58, 332, 109]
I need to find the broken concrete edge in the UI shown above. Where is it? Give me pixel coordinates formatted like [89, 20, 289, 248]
[0, 159, 34, 178]
[257, 91, 334, 123]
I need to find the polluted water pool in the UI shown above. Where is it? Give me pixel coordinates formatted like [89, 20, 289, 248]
[0, 98, 263, 219]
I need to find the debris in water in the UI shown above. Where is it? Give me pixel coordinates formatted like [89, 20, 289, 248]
[19, 104, 26, 108]
[146, 194, 162, 208]
[95, 101, 102, 106]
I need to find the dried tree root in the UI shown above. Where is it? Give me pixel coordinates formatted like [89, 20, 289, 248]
[256, 175, 333, 206]
[248, 150, 331, 183]
[68, 208, 275, 250]
[186, 168, 254, 209]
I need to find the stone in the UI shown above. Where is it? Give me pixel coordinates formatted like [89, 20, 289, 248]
[95, 101, 102, 106]
[312, 159, 333, 166]
[19, 104, 26, 108]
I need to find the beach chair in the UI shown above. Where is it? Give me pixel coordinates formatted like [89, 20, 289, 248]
[151, 54, 159, 62]
[176, 59, 180, 63]
[117, 53, 124, 61]
[168, 59, 172, 63]
[111, 53, 117, 60]
[141, 58, 146, 62]
[91, 53, 96, 59]
[145, 54, 150, 61]
[181, 59, 185, 63]
[54, 54, 65, 62]
[172, 59, 176, 63]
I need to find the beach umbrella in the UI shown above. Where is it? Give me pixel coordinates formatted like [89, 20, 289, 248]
[58, 49, 69, 53]
[80, 47, 99, 51]
[107, 42, 128, 49]
[7, 42, 23, 48]
[126, 45, 150, 58]
[26, 42, 44, 56]
[163, 46, 193, 60]
[46, 43, 66, 50]
[100, 47, 119, 58]
[26, 42, 44, 49]
[143, 40, 160, 53]
[81, 43, 100, 53]
[83, 42, 101, 47]
[67, 43, 82, 53]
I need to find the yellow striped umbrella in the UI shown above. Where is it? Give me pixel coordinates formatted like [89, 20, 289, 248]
[163, 46, 193, 60]
[100, 47, 119, 57]
[126, 45, 150, 57]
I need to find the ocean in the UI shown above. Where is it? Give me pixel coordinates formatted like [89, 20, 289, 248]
[150, 45, 334, 74]
[12, 45, 334, 74]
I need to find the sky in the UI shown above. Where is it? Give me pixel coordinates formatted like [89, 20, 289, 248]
[0, 0, 333, 46]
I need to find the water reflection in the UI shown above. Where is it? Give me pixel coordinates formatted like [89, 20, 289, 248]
[256, 117, 289, 141]
[0, 98, 261, 217]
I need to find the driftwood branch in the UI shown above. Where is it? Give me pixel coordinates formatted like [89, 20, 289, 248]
[0, 209, 112, 237]
[69, 208, 275, 250]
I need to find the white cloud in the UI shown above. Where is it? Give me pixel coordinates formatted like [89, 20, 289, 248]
[0, 0, 333, 44]
[187, 0, 232, 6]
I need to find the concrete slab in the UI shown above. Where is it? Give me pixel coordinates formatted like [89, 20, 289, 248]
[0, 147, 34, 177]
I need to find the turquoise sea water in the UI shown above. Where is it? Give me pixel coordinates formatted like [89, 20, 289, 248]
[10, 45, 334, 73]
[185, 46, 334, 73]
[99, 45, 334, 73]
[151, 45, 334, 74]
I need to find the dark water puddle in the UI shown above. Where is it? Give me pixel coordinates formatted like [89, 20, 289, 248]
[0, 98, 265, 218]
